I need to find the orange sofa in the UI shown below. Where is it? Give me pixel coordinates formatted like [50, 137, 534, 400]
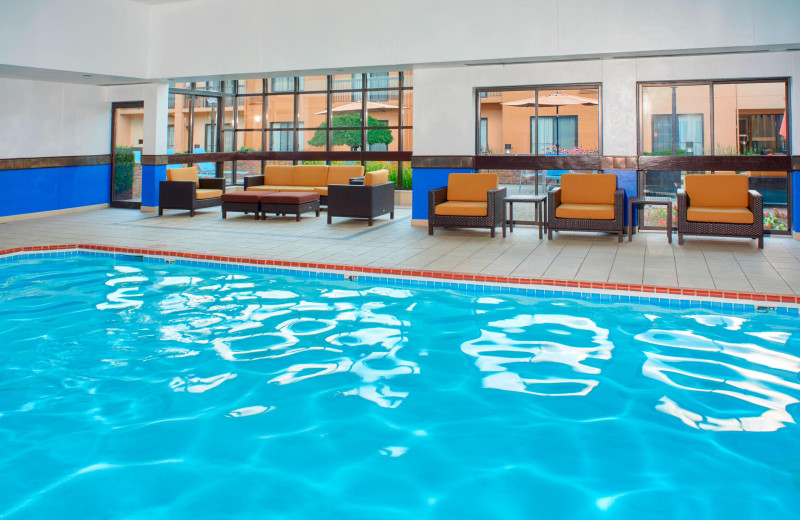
[428, 173, 506, 237]
[677, 174, 763, 248]
[243, 165, 367, 203]
[547, 174, 624, 241]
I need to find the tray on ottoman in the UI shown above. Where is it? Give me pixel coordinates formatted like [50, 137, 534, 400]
[259, 192, 321, 221]
[221, 191, 275, 219]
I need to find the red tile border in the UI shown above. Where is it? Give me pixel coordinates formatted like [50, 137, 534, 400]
[2, 244, 799, 307]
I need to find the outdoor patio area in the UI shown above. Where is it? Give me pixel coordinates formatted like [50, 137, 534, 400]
[2, 206, 799, 296]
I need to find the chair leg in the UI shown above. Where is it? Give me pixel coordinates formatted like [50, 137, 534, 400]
[222, 210, 226, 219]
[678, 233, 684, 245]
[368, 217, 373, 226]
[390, 212, 394, 219]
[327, 214, 332, 224]
[190, 209, 195, 217]
[548, 228, 553, 240]
[618, 232, 622, 243]
[490, 227, 495, 238]
[758, 237, 763, 249]
[158, 208, 163, 216]
[429, 224, 434, 236]
[295, 212, 300, 222]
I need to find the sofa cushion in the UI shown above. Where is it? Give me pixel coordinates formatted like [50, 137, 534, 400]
[560, 174, 616, 205]
[264, 165, 295, 186]
[447, 173, 498, 202]
[166, 167, 198, 183]
[434, 201, 488, 217]
[248, 185, 315, 192]
[687, 206, 754, 224]
[327, 165, 365, 185]
[685, 174, 749, 208]
[294, 165, 329, 187]
[555, 203, 615, 220]
[195, 189, 223, 200]
[365, 169, 389, 186]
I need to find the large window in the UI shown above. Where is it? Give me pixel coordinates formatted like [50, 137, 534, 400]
[638, 79, 790, 234]
[477, 86, 600, 155]
[639, 80, 788, 156]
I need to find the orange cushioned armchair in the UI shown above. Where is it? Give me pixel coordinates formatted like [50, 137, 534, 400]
[428, 173, 506, 237]
[677, 174, 763, 248]
[159, 166, 225, 216]
[547, 174, 624, 241]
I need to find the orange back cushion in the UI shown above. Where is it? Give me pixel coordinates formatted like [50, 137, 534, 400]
[264, 165, 295, 186]
[294, 165, 329, 187]
[560, 174, 617, 204]
[685, 174, 749, 208]
[327, 165, 365, 185]
[365, 169, 389, 186]
[447, 173, 499, 202]
[166, 167, 198, 183]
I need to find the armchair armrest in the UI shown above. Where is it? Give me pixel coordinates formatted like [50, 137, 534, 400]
[614, 188, 624, 219]
[547, 187, 562, 219]
[676, 189, 688, 219]
[349, 176, 365, 185]
[199, 177, 225, 191]
[243, 175, 265, 190]
[428, 187, 448, 216]
[748, 189, 762, 212]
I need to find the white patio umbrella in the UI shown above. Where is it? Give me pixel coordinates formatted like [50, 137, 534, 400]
[315, 101, 400, 115]
[502, 92, 598, 153]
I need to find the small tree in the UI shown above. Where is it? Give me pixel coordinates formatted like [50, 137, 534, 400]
[307, 114, 393, 151]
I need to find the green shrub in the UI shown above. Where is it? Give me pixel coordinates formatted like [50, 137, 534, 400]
[114, 146, 135, 194]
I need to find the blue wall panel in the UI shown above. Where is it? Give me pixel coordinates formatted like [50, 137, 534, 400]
[411, 168, 474, 220]
[141, 165, 167, 208]
[793, 171, 800, 234]
[0, 165, 111, 218]
[607, 170, 638, 226]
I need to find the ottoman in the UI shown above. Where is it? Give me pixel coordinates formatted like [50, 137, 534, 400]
[221, 191, 275, 219]
[259, 192, 321, 221]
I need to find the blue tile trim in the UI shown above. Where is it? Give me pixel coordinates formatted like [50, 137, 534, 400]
[1, 248, 797, 316]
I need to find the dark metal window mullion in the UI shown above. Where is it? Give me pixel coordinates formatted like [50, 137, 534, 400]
[326, 75, 332, 159]
[232, 80, 239, 184]
[361, 73, 367, 155]
[293, 77, 299, 163]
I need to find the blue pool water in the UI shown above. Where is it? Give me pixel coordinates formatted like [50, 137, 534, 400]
[0, 255, 799, 519]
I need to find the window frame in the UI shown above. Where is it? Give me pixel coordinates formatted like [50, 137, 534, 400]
[474, 83, 602, 156]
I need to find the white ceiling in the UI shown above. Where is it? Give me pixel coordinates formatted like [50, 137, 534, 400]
[129, 0, 195, 5]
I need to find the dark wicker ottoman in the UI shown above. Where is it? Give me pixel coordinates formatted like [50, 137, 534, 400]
[221, 191, 275, 219]
[259, 192, 321, 221]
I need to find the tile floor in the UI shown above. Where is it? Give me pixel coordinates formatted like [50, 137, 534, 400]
[2, 205, 800, 296]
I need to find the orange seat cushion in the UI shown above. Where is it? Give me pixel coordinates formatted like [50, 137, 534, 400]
[294, 165, 329, 187]
[365, 169, 389, 186]
[263, 166, 295, 186]
[327, 165, 365, 185]
[685, 175, 749, 208]
[687, 207, 754, 224]
[249, 185, 315, 192]
[555, 203, 615, 220]
[434, 201, 488, 217]
[314, 187, 329, 196]
[166, 167, 198, 183]
[195, 189, 223, 200]
[560, 174, 617, 205]
[447, 173, 498, 202]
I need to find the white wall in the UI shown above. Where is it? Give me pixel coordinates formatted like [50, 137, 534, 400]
[0, 0, 149, 79]
[0, 78, 109, 159]
[413, 51, 800, 157]
[146, 0, 800, 80]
